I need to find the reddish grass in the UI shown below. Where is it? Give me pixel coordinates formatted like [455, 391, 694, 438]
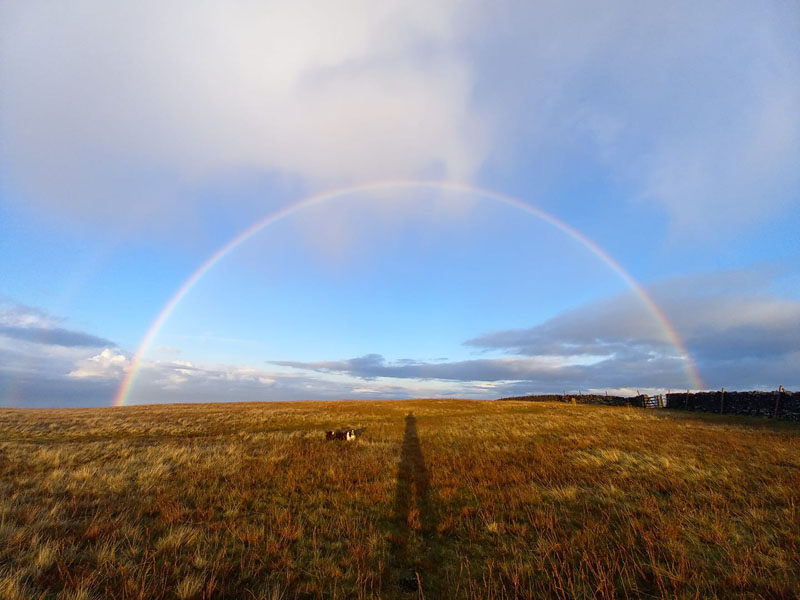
[1, 400, 798, 599]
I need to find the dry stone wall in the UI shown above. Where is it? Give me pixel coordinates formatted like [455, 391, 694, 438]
[498, 390, 799, 422]
[665, 390, 800, 421]
[498, 394, 646, 407]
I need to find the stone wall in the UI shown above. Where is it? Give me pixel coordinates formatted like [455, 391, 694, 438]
[665, 389, 800, 421]
[498, 394, 646, 407]
[498, 390, 800, 421]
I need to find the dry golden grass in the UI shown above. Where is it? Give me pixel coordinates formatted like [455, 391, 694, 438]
[1, 400, 798, 599]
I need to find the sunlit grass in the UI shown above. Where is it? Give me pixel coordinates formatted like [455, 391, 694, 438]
[1, 400, 798, 598]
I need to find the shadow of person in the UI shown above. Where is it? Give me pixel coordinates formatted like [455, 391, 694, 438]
[386, 412, 441, 596]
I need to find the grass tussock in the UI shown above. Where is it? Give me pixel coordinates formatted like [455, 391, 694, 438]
[1, 400, 799, 599]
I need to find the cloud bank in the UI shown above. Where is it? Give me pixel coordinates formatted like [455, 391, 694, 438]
[0, 325, 114, 348]
[2, 1, 798, 232]
[1, 0, 486, 224]
[0, 303, 122, 407]
[467, 1, 800, 230]
[3, 271, 799, 408]
[275, 271, 800, 391]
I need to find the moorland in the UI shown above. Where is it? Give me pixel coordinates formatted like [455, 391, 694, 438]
[1, 399, 798, 599]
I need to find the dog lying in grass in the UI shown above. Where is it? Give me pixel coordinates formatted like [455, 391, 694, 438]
[325, 427, 365, 441]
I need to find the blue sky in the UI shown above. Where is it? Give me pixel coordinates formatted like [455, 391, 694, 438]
[1, 1, 799, 407]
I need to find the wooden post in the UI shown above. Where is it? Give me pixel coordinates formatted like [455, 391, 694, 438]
[720, 387, 725, 414]
[686, 389, 690, 409]
[774, 385, 784, 419]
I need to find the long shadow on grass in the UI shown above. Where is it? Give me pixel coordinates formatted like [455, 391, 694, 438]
[385, 412, 442, 597]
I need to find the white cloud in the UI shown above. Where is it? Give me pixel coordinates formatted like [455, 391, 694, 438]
[156, 345, 181, 356]
[68, 348, 129, 379]
[0, 0, 487, 225]
[467, 1, 800, 232]
[4, 2, 796, 233]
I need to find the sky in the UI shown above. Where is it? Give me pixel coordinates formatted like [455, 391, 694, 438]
[1, 1, 799, 407]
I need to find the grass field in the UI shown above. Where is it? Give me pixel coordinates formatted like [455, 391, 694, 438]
[1, 400, 799, 599]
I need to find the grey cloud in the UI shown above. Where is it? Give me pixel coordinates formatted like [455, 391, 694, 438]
[0, 369, 120, 408]
[0, 304, 116, 348]
[468, 271, 800, 353]
[0, 303, 123, 406]
[272, 353, 686, 390]
[464, 296, 669, 358]
[274, 354, 523, 381]
[274, 271, 800, 391]
[466, 272, 800, 388]
[0, 325, 115, 348]
[0, 343, 121, 408]
[5, 272, 799, 407]
[125, 358, 488, 405]
[1, 321, 487, 406]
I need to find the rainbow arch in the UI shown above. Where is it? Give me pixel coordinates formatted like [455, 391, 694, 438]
[114, 181, 702, 406]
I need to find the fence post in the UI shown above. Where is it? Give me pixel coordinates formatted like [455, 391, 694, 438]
[720, 387, 725, 414]
[774, 385, 784, 419]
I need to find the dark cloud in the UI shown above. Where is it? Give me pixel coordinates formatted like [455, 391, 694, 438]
[0, 325, 115, 348]
[274, 271, 800, 391]
[0, 370, 119, 408]
[0, 303, 116, 348]
[0, 303, 122, 407]
[467, 278, 800, 389]
[272, 352, 686, 389]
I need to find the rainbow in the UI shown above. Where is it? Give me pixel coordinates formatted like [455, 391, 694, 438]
[113, 181, 703, 406]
